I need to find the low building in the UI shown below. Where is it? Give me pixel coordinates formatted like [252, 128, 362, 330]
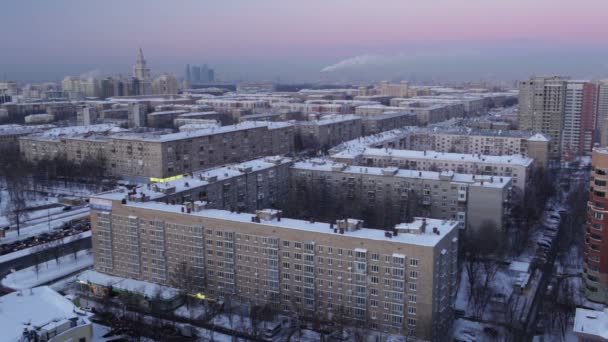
[77, 269, 184, 311]
[0, 286, 93, 342]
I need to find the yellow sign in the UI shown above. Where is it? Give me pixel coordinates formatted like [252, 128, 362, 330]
[150, 174, 184, 183]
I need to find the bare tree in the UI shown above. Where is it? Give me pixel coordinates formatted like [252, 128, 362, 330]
[6, 190, 28, 237]
[169, 261, 198, 309]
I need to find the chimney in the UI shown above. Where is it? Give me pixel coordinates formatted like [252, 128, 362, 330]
[181, 207, 185, 212]
[421, 219, 427, 234]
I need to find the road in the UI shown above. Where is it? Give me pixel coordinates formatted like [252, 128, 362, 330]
[519, 165, 587, 340]
[0, 236, 91, 295]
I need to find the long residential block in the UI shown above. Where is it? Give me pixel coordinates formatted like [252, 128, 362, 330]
[19, 121, 295, 181]
[90, 192, 459, 341]
[288, 160, 511, 233]
[331, 148, 532, 196]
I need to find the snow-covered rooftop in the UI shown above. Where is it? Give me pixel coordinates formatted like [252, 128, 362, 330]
[77, 270, 181, 299]
[298, 114, 361, 126]
[25, 124, 125, 140]
[102, 156, 292, 201]
[292, 159, 511, 188]
[0, 124, 55, 136]
[0, 286, 90, 342]
[112, 121, 293, 142]
[574, 308, 608, 339]
[112, 201, 458, 247]
[348, 148, 533, 167]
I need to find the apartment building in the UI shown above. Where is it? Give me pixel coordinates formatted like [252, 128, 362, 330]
[295, 115, 362, 150]
[19, 122, 295, 181]
[598, 81, 608, 146]
[332, 127, 550, 169]
[331, 148, 532, 196]
[90, 192, 459, 340]
[584, 148, 608, 304]
[1, 101, 78, 122]
[361, 112, 418, 135]
[126, 156, 292, 213]
[403, 130, 549, 169]
[0, 124, 54, 152]
[518, 76, 567, 157]
[376, 81, 410, 98]
[289, 160, 511, 233]
[561, 81, 597, 156]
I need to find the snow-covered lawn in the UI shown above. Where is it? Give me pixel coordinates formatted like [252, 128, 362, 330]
[453, 318, 508, 341]
[1, 250, 93, 290]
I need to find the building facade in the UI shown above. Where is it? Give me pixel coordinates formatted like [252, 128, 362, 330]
[288, 160, 511, 233]
[90, 193, 459, 340]
[561, 81, 597, 156]
[295, 115, 363, 151]
[331, 148, 532, 196]
[518, 76, 567, 157]
[19, 122, 295, 181]
[584, 148, 608, 304]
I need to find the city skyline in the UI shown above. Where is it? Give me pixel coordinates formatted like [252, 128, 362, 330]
[2, 0, 608, 83]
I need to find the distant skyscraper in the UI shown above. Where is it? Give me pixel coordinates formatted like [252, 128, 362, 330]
[191, 66, 201, 84]
[518, 76, 567, 157]
[561, 80, 597, 155]
[185, 64, 215, 84]
[133, 48, 151, 95]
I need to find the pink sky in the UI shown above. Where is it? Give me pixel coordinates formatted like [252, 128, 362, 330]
[1, 0, 607, 81]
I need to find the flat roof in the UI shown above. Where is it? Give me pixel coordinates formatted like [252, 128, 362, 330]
[112, 121, 293, 142]
[292, 160, 511, 188]
[358, 148, 533, 167]
[0, 286, 89, 342]
[106, 156, 292, 201]
[113, 200, 459, 247]
[77, 270, 180, 299]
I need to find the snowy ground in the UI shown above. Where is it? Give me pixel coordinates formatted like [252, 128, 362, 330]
[453, 318, 509, 342]
[1, 249, 92, 290]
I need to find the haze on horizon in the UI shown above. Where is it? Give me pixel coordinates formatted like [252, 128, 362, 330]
[2, 0, 608, 84]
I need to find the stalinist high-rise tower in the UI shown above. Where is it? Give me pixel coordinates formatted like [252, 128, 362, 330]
[133, 48, 152, 95]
